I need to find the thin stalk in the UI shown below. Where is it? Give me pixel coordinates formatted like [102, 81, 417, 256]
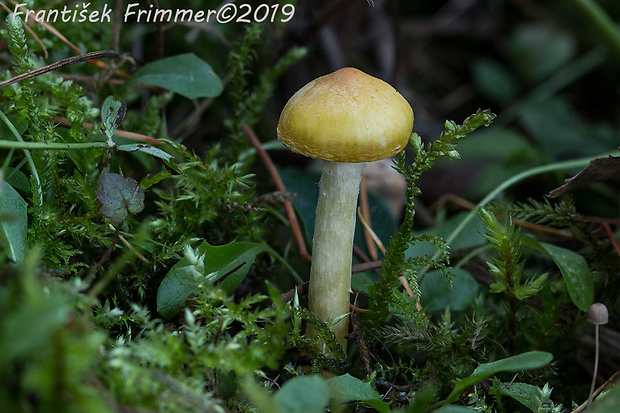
[588, 324, 600, 408]
[89, 224, 122, 278]
[0, 140, 114, 150]
[1, 147, 15, 170]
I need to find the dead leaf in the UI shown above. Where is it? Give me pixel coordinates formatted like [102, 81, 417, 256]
[547, 154, 620, 198]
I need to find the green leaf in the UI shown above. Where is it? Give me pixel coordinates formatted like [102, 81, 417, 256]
[327, 374, 390, 413]
[435, 406, 480, 413]
[0, 113, 28, 140]
[507, 23, 576, 84]
[273, 375, 330, 413]
[522, 237, 594, 311]
[0, 284, 70, 364]
[519, 98, 618, 160]
[407, 385, 436, 412]
[117, 143, 182, 174]
[441, 351, 553, 406]
[130, 53, 223, 99]
[3, 167, 31, 196]
[0, 180, 27, 262]
[471, 58, 519, 105]
[140, 160, 202, 189]
[241, 376, 280, 413]
[100, 96, 126, 142]
[420, 268, 480, 312]
[156, 241, 270, 318]
[498, 382, 549, 411]
[588, 382, 620, 411]
[96, 173, 145, 224]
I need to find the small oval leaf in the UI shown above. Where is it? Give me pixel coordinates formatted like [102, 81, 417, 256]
[273, 375, 329, 413]
[130, 53, 223, 99]
[156, 241, 270, 318]
[522, 237, 594, 312]
[327, 374, 391, 413]
[443, 351, 553, 406]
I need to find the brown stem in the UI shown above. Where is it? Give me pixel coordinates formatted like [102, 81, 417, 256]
[52, 117, 169, 147]
[241, 123, 311, 262]
[86, 224, 123, 299]
[352, 260, 382, 273]
[349, 313, 373, 376]
[602, 222, 620, 257]
[360, 174, 378, 260]
[91, 223, 122, 274]
[0, 50, 125, 88]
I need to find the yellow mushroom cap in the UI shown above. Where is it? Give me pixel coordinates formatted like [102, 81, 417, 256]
[277, 67, 414, 163]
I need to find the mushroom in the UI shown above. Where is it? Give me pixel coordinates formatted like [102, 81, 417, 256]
[587, 302, 609, 408]
[277, 67, 414, 349]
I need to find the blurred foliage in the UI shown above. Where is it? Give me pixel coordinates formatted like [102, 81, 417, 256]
[1, 0, 620, 412]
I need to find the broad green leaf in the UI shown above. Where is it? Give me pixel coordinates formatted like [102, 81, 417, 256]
[130, 53, 223, 99]
[327, 374, 390, 413]
[420, 268, 480, 312]
[522, 237, 593, 312]
[0, 180, 27, 262]
[156, 241, 270, 318]
[273, 375, 329, 413]
[498, 382, 549, 411]
[442, 351, 553, 405]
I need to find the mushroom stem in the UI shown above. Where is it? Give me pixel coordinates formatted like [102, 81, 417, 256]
[588, 323, 600, 408]
[587, 302, 608, 408]
[308, 160, 365, 350]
